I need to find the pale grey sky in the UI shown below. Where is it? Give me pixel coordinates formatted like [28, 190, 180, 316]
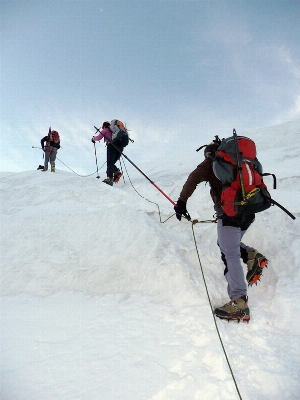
[1, 0, 300, 173]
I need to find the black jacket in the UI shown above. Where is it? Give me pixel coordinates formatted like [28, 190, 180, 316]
[41, 136, 60, 150]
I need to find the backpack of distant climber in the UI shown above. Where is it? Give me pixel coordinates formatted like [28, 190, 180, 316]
[47, 129, 60, 149]
[110, 120, 129, 147]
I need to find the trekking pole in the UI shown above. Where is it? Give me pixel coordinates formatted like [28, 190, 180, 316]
[94, 126, 176, 206]
[32, 146, 45, 167]
[93, 142, 100, 179]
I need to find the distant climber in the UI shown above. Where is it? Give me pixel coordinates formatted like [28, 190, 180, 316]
[40, 128, 60, 172]
[92, 121, 123, 186]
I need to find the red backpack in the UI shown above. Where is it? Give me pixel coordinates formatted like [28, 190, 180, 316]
[213, 131, 271, 217]
[49, 130, 60, 144]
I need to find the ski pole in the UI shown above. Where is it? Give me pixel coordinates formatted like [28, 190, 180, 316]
[93, 142, 100, 179]
[94, 126, 176, 206]
[32, 146, 45, 163]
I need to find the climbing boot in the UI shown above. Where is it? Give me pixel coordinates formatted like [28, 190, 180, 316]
[246, 250, 268, 286]
[214, 296, 250, 322]
[103, 177, 113, 186]
[51, 165, 55, 172]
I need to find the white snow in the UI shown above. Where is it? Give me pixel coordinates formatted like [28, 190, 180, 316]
[1, 120, 300, 400]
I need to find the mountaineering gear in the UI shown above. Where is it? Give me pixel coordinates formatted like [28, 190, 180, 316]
[94, 125, 176, 206]
[41, 128, 60, 150]
[214, 295, 250, 322]
[174, 199, 191, 221]
[92, 142, 100, 179]
[246, 250, 268, 286]
[213, 132, 272, 217]
[51, 165, 55, 173]
[49, 130, 60, 147]
[110, 120, 129, 147]
[37, 165, 44, 170]
[240, 246, 268, 285]
[113, 166, 122, 183]
[113, 172, 122, 183]
[103, 177, 113, 186]
[195, 130, 295, 220]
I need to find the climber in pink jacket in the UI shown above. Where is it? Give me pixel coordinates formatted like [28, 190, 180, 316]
[93, 124, 112, 143]
[92, 122, 122, 186]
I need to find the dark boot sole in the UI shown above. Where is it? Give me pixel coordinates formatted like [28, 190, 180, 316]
[215, 313, 250, 323]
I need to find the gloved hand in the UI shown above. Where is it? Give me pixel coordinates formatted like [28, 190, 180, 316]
[174, 199, 191, 221]
[91, 137, 95, 143]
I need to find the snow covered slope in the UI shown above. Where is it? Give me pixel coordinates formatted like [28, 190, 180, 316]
[1, 119, 300, 399]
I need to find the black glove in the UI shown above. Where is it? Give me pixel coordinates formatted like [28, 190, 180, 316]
[91, 137, 95, 143]
[174, 199, 191, 221]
